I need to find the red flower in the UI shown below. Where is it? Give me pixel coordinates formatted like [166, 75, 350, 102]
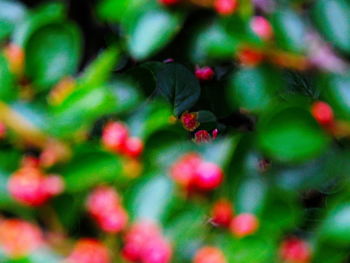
[66, 238, 110, 263]
[230, 213, 259, 238]
[311, 101, 334, 126]
[193, 246, 227, 263]
[279, 237, 311, 263]
[195, 66, 215, 81]
[180, 111, 200, 131]
[0, 219, 43, 258]
[214, 0, 238, 16]
[194, 130, 211, 143]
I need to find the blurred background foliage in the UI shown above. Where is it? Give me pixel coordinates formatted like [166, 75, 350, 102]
[0, 0, 350, 262]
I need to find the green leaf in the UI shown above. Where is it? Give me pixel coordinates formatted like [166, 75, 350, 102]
[319, 203, 350, 246]
[0, 54, 15, 101]
[24, 22, 82, 89]
[126, 174, 175, 223]
[271, 9, 306, 53]
[197, 111, 217, 123]
[228, 65, 282, 112]
[126, 7, 184, 60]
[258, 106, 329, 162]
[61, 151, 123, 192]
[0, 0, 26, 41]
[156, 63, 200, 116]
[313, 0, 350, 53]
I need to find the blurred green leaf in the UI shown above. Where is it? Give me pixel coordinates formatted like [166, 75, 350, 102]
[313, 0, 350, 53]
[0, 0, 26, 41]
[24, 22, 81, 89]
[0, 54, 15, 101]
[258, 106, 329, 162]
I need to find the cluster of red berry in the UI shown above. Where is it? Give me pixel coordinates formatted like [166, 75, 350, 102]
[7, 156, 64, 206]
[102, 121, 144, 159]
[86, 185, 128, 233]
[170, 153, 224, 191]
[122, 221, 172, 263]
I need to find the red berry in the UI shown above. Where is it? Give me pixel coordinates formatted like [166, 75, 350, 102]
[102, 121, 129, 152]
[194, 130, 211, 144]
[195, 66, 215, 81]
[66, 238, 110, 263]
[237, 47, 264, 67]
[8, 166, 51, 206]
[212, 129, 219, 139]
[180, 111, 200, 131]
[279, 237, 311, 263]
[141, 237, 172, 263]
[214, 0, 238, 15]
[0, 122, 6, 139]
[250, 16, 273, 40]
[122, 137, 144, 158]
[159, 0, 180, 6]
[193, 162, 224, 191]
[0, 219, 43, 258]
[210, 199, 234, 227]
[86, 186, 120, 216]
[169, 153, 202, 187]
[311, 101, 334, 126]
[193, 246, 227, 263]
[95, 206, 128, 233]
[229, 213, 259, 238]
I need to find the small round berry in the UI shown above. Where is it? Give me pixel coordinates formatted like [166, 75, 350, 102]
[311, 101, 334, 126]
[193, 246, 227, 263]
[66, 238, 110, 263]
[237, 47, 264, 67]
[194, 130, 212, 144]
[122, 137, 144, 158]
[86, 186, 120, 217]
[95, 206, 128, 233]
[8, 166, 49, 206]
[4, 43, 24, 75]
[250, 16, 273, 40]
[195, 66, 215, 81]
[159, 0, 180, 6]
[102, 121, 129, 152]
[43, 174, 65, 196]
[181, 111, 200, 131]
[279, 237, 311, 263]
[0, 122, 6, 139]
[214, 0, 238, 15]
[141, 237, 172, 263]
[193, 162, 224, 191]
[0, 219, 43, 258]
[212, 129, 219, 139]
[230, 213, 259, 238]
[210, 199, 234, 227]
[169, 153, 202, 187]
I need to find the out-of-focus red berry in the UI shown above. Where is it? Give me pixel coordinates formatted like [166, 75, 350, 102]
[0, 219, 43, 258]
[250, 16, 273, 40]
[311, 101, 334, 126]
[66, 238, 110, 263]
[141, 237, 172, 263]
[193, 162, 224, 191]
[86, 186, 120, 216]
[95, 206, 128, 233]
[122, 137, 144, 158]
[0, 122, 6, 139]
[237, 47, 264, 67]
[180, 111, 200, 131]
[8, 166, 52, 206]
[212, 129, 219, 139]
[102, 121, 129, 152]
[158, 0, 180, 6]
[279, 237, 311, 263]
[122, 221, 171, 263]
[194, 130, 212, 144]
[169, 153, 202, 187]
[229, 213, 259, 238]
[210, 199, 234, 227]
[214, 0, 237, 15]
[4, 43, 24, 75]
[195, 66, 215, 81]
[193, 246, 227, 263]
[43, 174, 64, 196]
